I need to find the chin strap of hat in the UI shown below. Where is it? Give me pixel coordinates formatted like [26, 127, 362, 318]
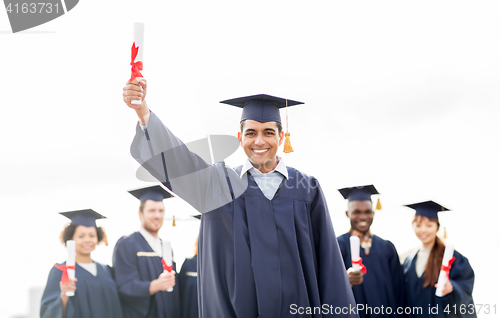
[283, 99, 294, 153]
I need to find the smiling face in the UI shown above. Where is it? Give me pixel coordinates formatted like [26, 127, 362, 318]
[139, 200, 165, 235]
[346, 200, 374, 233]
[238, 120, 285, 173]
[72, 225, 98, 256]
[412, 215, 439, 248]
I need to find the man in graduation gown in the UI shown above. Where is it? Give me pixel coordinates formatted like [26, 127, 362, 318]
[122, 80, 358, 318]
[336, 185, 405, 318]
[112, 186, 181, 318]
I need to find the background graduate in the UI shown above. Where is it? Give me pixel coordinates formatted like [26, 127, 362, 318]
[122, 79, 358, 318]
[40, 209, 123, 318]
[112, 185, 181, 318]
[336, 185, 404, 318]
[402, 201, 476, 318]
[178, 234, 199, 318]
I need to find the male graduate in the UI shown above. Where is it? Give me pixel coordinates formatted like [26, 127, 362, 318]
[336, 185, 404, 318]
[112, 185, 181, 318]
[122, 79, 358, 318]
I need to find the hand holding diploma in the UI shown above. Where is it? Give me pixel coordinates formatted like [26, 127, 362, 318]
[350, 236, 367, 274]
[123, 79, 149, 125]
[149, 241, 176, 295]
[435, 243, 456, 297]
[162, 241, 174, 292]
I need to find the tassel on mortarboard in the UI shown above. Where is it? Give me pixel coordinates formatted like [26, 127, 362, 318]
[443, 227, 447, 239]
[283, 99, 294, 153]
[172, 215, 176, 227]
[376, 198, 382, 210]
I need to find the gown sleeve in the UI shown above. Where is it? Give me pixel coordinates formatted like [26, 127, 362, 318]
[131, 111, 228, 213]
[40, 265, 73, 318]
[387, 241, 405, 309]
[309, 179, 358, 317]
[444, 251, 475, 309]
[112, 237, 151, 316]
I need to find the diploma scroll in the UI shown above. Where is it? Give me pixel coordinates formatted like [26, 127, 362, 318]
[130, 22, 145, 105]
[350, 236, 361, 271]
[435, 243, 455, 297]
[162, 241, 173, 292]
[66, 240, 76, 297]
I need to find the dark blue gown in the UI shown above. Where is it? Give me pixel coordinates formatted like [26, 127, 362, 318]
[131, 111, 358, 318]
[402, 250, 476, 318]
[40, 262, 123, 318]
[178, 255, 198, 318]
[337, 233, 405, 317]
[112, 232, 181, 318]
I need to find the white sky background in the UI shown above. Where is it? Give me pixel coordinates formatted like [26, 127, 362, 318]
[1, 1, 499, 317]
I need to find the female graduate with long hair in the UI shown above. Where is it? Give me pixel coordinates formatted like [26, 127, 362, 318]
[402, 201, 476, 318]
[40, 209, 123, 318]
[178, 234, 199, 318]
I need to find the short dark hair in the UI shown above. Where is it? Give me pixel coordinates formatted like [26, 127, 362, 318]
[59, 224, 108, 246]
[240, 120, 282, 135]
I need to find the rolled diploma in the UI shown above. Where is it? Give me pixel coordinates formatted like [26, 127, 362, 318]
[66, 240, 76, 296]
[435, 243, 454, 297]
[131, 22, 145, 105]
[163, 241, 173, 292]
[350, 236, 361, 271]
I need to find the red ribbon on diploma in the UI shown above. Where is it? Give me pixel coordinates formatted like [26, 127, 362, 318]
[130, 42, 143, 81]
[162, 259, 172, 272]
[440, 256, 456, 280]
[352, 257, 367, 274]
[54, 264, 75, 285]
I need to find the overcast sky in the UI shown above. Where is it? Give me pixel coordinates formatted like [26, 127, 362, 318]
[1, 1, 499, 317]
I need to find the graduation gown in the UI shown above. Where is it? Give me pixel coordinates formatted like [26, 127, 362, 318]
[40, 262, 123, 318]
[402, 250, 476, 318]
[112, 232, 181, 318]
[178, 256, 199, 318]
[131, 111, 358, 318]
[337, 233, 405, 318]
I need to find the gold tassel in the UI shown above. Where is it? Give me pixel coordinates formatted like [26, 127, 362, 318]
[283, 132, 294, 153]
[443, 227, 447, 239]
[172, 216, 176, 227]
[283, 99, 294, 153]
[375, 198, 382, 210]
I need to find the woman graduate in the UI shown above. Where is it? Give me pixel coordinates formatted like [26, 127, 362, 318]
[402, 201, 476, 318]
[40, 209, 123, 318]
[178, 234, 199, 318]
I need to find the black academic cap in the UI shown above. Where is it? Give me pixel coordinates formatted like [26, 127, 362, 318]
[338, 185, 379, 202]
[59, 209, 106, 227]
[128, 185, 173, 202]
[220, 94, 303, 123]
[404, 200, 450, 220]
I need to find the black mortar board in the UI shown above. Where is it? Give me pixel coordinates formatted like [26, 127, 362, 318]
[128, 185, 173, 202]
[404, 200, 450, 220]
[59, 209, 106, 227]
[220, 94, 303, 123]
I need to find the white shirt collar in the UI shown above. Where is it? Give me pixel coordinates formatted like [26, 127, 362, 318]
[139, 227, 162, 256]
[240, 156, 289, 180]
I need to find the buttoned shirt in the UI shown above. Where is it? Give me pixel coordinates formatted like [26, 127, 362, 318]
[240, 156, 288, 200]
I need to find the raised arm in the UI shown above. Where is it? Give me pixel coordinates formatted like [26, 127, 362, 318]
[123, 80, 233, 213]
